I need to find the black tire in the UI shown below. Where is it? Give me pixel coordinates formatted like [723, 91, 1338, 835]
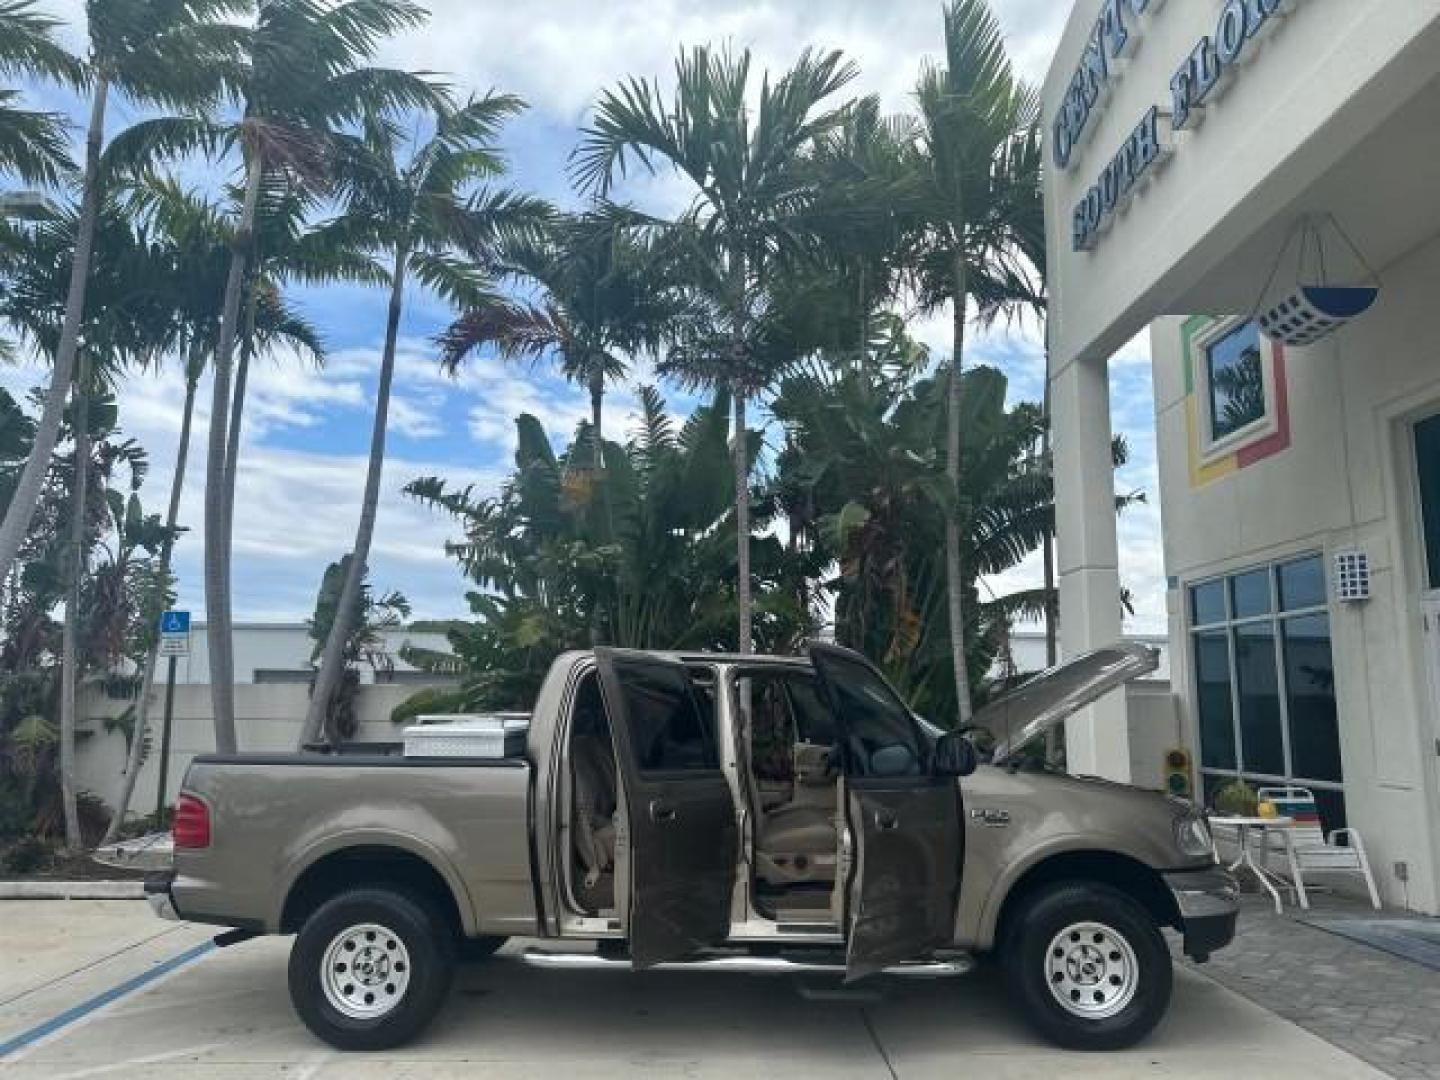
[1001, 881, 1172, 1051]
[457, 935, 507, 963]
[288, 887, 455, 1051]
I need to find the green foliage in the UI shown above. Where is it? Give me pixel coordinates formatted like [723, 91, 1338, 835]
[2, 833, 51, 873]
[0, 387, 169, 840]
[1213, 778, 1259, 817]
[396, 387, 814, 719]
[305, 555, 410, 739]
[771, 344, 1051, 725]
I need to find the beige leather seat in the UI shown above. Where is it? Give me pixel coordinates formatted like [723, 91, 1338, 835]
[757, 802, 835, 867]
[572, 732, 617, 888]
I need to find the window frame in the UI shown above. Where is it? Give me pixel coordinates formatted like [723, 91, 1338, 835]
[1412, 411, 1440, 595]
[1192, 316, 1280, 463]
[1187, 553, 1345, 802]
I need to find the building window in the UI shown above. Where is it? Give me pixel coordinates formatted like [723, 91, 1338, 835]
[1205, 320, 1268, 441]
[1189, 554, 1347, 831]
[1416, 413, 1440, 590]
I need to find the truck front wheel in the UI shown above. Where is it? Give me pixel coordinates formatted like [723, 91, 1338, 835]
[289, 887, 456, 1051]
[1002, 882, 1172, 1051]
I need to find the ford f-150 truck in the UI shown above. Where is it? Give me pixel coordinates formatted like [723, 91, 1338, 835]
[143, 643, 1236, 1052]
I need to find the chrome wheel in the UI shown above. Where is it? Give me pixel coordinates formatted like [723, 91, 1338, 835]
[1044, 921, 1138, 1020]
[320, 923, 411, 1020]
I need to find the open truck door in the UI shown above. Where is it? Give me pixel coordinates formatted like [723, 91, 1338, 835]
[593, 648, 738, 968]
[808, 644, 964, 981]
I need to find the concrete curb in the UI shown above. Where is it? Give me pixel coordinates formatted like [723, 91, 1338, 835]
[0, 880, 145, 900]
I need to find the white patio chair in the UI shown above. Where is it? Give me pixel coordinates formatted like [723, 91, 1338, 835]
[1256, 786, 1381, 910]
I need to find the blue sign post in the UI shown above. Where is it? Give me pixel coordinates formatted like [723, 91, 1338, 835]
[155, 611, 190, 817]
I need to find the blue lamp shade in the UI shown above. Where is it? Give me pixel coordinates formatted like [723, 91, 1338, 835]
[1258, 285, 1380, 347]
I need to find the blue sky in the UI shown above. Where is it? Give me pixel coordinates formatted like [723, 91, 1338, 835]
[2, 0, 1169, 633]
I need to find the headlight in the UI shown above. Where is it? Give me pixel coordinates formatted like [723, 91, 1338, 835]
[1174, 812, 1214, 858]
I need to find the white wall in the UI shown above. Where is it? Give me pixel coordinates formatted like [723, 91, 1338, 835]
[167, 624, 454, 685]
[1153, 230, 1440, 913]
[77, 683, 425, 822]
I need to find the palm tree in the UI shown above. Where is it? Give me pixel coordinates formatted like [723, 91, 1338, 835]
[439, 208, 672, 478]
[911, 0, 1043, 724]
[797, 96, 922, 366]
[0, 0, 242, 593]
[1, 383, 161, 847]
[301, 93, 549, 746]
[0, 1, 79, 191]
[774, 349, 1059, 723]
[101, 178, 324, 839]
[573, 45, 859, 653]
[305, 554, 409, 742]
[2, 203, 187, 848]
[173, 0, 438, 750]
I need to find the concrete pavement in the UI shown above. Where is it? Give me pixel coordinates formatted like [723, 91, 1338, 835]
[0, 900, 1386, 1078]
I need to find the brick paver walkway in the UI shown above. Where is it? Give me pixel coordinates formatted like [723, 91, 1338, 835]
[1178, 893, 1440, 1079]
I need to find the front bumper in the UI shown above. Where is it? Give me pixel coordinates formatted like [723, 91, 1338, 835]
[1164, 867, 1239, 962]
[144, 870, 180, 922]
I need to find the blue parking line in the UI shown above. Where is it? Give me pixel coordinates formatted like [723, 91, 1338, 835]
[0, 940, 216, 1059]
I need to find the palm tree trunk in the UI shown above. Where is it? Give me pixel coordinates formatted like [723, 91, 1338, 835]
[589, 371, 604, 473]
[302, 241, 409, 746]
[730, 246, 754, 655]
[59, 352, 91, 852]
[101, 355, 201, 843]
[946, 255, 974, 726]
[204, 151, 264, 754]
[589, 368, 612, 644]
[0, 79, 108, 584]
[220, 291, 257, 596]
[733, 385, 752, 654]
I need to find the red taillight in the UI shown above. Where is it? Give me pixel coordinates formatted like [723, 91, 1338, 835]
[172, 793, 211, 849]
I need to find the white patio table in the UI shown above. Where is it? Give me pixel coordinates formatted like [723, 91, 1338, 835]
[1209, 815, 1299, 914]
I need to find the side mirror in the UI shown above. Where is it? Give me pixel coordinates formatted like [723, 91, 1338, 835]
[933, 731, 978, 778]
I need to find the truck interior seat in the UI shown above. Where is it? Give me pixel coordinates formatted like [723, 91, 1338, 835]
[570, 681, 617, 910]
[740, 676, 840, 891]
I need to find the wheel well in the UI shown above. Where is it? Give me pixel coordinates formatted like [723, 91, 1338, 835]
[994, 851, 1181, 949]
[281, 846, 464, 937]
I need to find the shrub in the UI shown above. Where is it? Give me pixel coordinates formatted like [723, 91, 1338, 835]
[1213, 778, 1258, 817]
[3, 835, 53, 875]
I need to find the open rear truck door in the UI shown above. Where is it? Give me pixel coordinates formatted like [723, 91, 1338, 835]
[593, 647, 738, 968]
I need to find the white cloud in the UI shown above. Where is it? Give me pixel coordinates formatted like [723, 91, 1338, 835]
[381, 0, 1068, 126]
[389, 393, 446, 439]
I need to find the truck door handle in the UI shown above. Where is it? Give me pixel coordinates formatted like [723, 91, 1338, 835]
[874, 810, 898, 831]
[650, 800, 677, 824]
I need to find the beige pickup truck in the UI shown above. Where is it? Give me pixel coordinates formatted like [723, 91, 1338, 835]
[145, 643, 1236, 1052]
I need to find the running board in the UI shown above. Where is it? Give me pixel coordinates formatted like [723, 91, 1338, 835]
[520, 948, 973, 978]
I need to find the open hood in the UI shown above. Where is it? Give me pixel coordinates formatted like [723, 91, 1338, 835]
[981, 642, 1159, 766]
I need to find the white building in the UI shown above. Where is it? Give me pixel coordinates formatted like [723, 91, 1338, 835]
[1043, 0, 1440, 912]
[172, 622, 455, 686]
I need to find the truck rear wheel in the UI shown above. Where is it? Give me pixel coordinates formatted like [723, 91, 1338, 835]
[289, 887, 455, 1051]
[1002, 882, 1172, 1051]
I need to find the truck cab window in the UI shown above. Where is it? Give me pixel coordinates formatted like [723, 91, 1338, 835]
[818, 656, 925, 779]
[617, 663, 718, 773]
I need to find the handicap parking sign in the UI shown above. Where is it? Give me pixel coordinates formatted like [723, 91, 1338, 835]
[159, 610, 191, 656]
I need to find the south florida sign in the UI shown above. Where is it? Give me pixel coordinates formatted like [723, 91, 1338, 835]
[1059, 0, 1300, 252]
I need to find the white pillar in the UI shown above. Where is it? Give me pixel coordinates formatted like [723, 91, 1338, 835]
[1051, 350, 1131, 781]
